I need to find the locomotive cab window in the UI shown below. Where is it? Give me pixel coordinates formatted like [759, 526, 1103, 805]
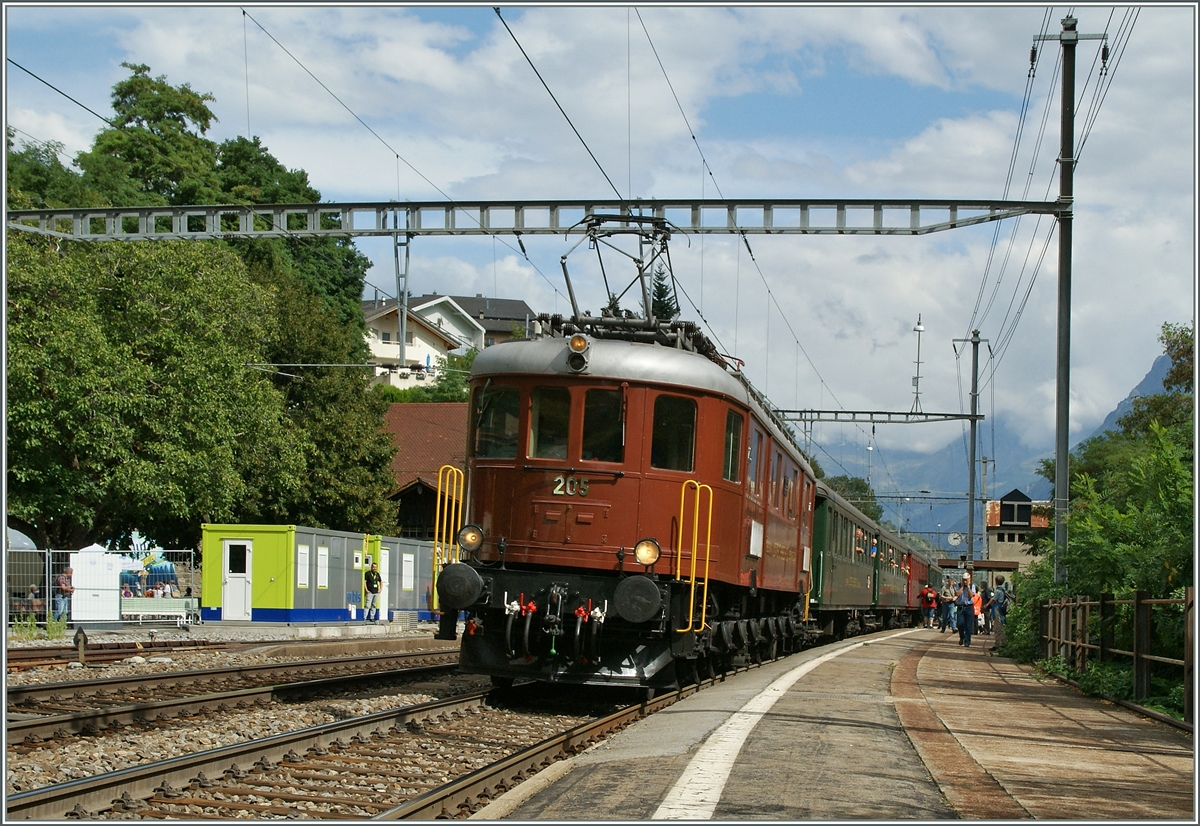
[473, 384, 520, 458]
[582, 388, 624, 463]
[650, 394, 696, 472]
[529, 386, 570, 459]
[723, 410, 743, 482]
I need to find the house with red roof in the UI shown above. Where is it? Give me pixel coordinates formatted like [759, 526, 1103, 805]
[383, 402, 468, 539]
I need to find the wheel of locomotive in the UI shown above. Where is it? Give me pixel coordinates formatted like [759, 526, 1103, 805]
[765, 634, 778, 661]
[697, 653, 715, 681]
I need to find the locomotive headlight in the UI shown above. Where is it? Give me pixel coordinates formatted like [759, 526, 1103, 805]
[633, 538, 661, 566]
[457, 524, 485, 553]
[566, 334, 590, 372]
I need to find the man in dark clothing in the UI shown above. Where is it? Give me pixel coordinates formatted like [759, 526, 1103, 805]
[363, 563, 383, 623]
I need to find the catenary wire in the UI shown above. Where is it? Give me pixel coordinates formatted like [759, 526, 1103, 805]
[493, 6, 624, 200]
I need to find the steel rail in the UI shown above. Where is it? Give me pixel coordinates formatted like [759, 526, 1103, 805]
[7, 662, 459, 742]
[5, 689, 492, 820]
[6, 649, 456, 708]
[376, 674, 720, 820]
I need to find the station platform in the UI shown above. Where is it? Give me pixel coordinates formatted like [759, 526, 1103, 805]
[473, 627, 1195, 821]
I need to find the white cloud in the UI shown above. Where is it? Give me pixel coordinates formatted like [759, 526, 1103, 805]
[5, 4, 1194, 470]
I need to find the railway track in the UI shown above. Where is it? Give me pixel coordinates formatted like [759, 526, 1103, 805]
[6, 658, 758, 820]
[6, 638, 233, 670]
[7, 650, 460, 741]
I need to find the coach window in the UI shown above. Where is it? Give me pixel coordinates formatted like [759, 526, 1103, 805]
[651, 394, 696, 471]
[529, 386, 570, 459]
[473, 384, 520, 458]
[723, 410, 743, 482]
[582, 388, 624, 463]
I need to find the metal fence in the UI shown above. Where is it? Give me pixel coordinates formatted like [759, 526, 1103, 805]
[1040, 589, 1194, 725]
[5, 548, 198, 628]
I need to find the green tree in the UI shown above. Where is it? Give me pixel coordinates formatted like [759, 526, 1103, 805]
[1004, 322, 1194, 667]
[241, 247, 396, 535]
[6, 128, 106, 209]
[649, 263, 679, 320]
[75, 63, 222, 206]
[8, 64, 398, 541]
[822, 475, 883, 522]
[6, 235, 305, 549]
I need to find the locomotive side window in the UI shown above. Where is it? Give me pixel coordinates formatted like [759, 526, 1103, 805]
[773, 451, 783, 509]
[582, 388, 624, 463]
[473, 384, 520, 458]
[529, 386, 571, 459]
[747, 429, 764, 498]
[723, 410, 743, 482]
[650, 394, 696, 471]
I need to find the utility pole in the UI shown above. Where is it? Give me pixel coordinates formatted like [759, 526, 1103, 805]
[1034, 16, 1108, 583]
[910, 315, 925, 414]
[393, 230, 411, 370]
[954, 330, 986, 561]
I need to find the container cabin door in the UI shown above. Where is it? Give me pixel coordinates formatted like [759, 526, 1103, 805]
[222, 540, 252, 621]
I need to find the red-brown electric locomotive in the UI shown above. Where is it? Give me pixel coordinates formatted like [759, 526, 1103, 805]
[434, 215, 936, 690]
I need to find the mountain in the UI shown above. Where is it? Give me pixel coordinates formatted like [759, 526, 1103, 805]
[1083, 354, 1171, 441]
[845, 356, 1169, 545]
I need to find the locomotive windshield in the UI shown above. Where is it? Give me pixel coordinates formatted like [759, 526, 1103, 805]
[473, 384, 520, 458]
[529, 387, 570, 458]
[582, 388, 624, 463]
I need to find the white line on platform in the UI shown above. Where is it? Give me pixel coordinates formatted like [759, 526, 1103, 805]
[651, 629, 920, 820]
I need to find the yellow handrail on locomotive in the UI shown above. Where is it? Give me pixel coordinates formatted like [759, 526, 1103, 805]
[430, 463, 465, 612]
[675, 479, 713, 633]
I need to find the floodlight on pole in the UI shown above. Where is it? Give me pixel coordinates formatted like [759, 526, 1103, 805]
[911, 314, 925, 414]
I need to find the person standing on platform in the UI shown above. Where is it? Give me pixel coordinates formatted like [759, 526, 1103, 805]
[956, 572, 978, 647]
[919, 582, 939, 628]
[991, 575, 1014, 650]
[363, 562, 383, 623]
[938, 579, 956, 632]
[980, 580, 995, 635]
[53, 567, 74, 622]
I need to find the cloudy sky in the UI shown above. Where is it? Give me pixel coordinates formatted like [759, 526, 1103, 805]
[6, 4, 1195, 481]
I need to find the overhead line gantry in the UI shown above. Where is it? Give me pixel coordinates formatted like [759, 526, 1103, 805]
[7, 197, 1061, 242]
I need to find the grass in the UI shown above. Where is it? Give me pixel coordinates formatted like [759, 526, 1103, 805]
[9, 614, 40, 640]
[45, 615, 68, 640]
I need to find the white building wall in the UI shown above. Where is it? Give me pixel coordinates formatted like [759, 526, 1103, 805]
[365, 315, 453, 389]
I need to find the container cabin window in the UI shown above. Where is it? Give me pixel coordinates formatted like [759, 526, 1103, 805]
[723, 410, 743, 482]
[529, 387, 570, 459]
[473, 384, 520, 458]
[651, 395, 696, 471]
[582, 388, 624, 463]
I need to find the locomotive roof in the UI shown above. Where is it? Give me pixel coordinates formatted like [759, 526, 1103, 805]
[472, 336, 748, 399]
[472, 335, 816, 479]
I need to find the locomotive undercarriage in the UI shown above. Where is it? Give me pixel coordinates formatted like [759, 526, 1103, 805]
[451, 565, 833, 690]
